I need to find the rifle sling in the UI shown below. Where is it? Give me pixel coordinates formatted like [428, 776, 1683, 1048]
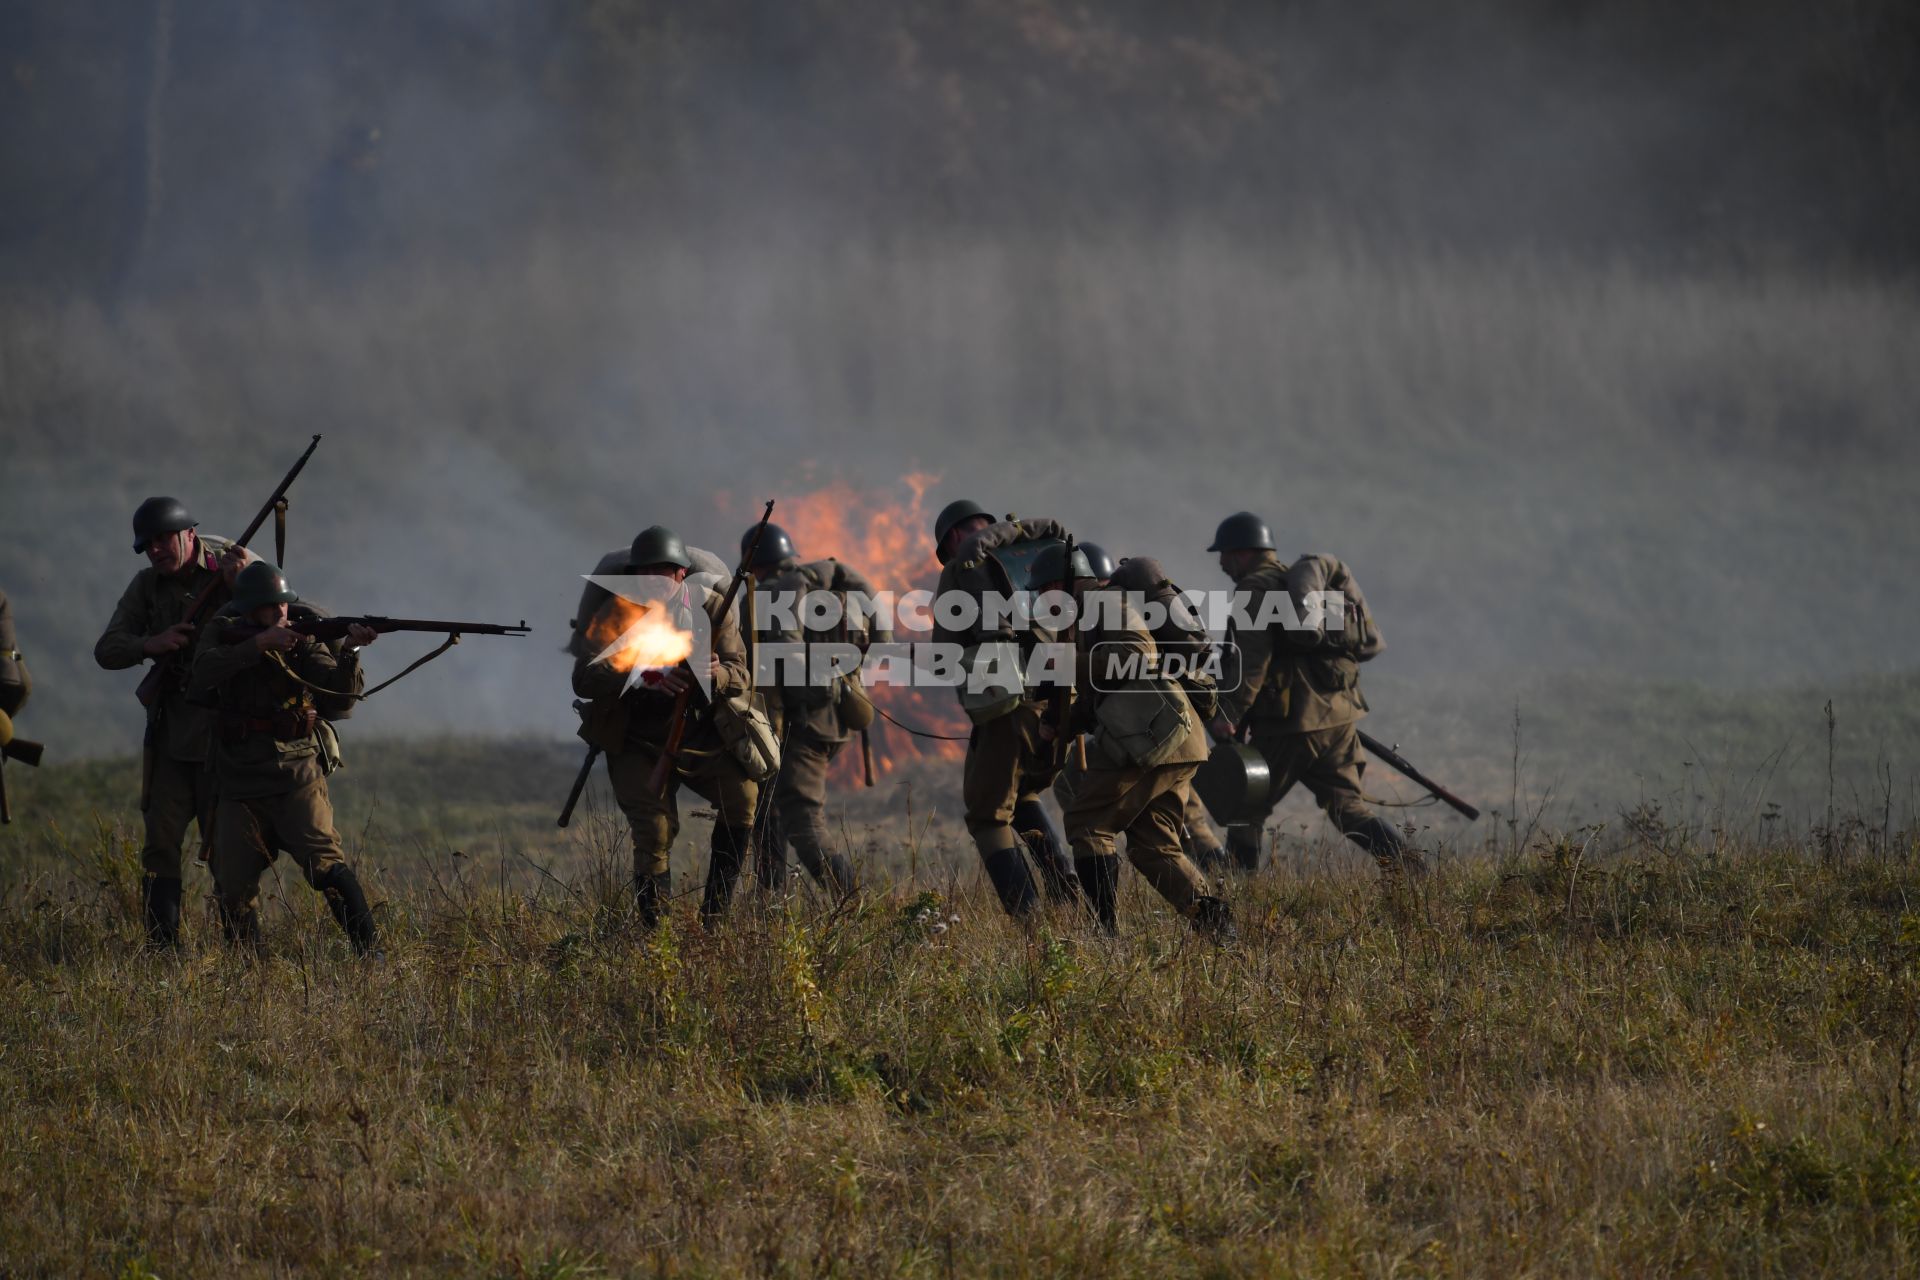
[262, 633, 462, 701]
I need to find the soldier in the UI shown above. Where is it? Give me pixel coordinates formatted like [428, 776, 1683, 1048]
[570, 526, 759, 929]
[94, 496, 254, 945]
[1031, 544, 1232, 937]
[742, 522, 891, 899]
[1108, 556, 1231, 872]
[0, 587, 26, 725]
[1206, 512, 1424, 879]
[931, 500, 1081, 917]
[186, 562, 380, 953]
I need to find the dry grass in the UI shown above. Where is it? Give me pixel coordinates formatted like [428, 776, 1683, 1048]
[3, 794, 1919, 1276]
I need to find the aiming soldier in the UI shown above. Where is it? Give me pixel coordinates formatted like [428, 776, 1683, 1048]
[186, 562, 380, 953]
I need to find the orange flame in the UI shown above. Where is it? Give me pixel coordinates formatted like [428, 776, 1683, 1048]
[717, 472, 971, 777]
[585, 596, 694, 677]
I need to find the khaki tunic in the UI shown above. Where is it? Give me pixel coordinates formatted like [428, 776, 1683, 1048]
[571, 578, 757, 879]
[187, 606, 364, 913]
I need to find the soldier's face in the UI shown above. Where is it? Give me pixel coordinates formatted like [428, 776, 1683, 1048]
[940, 515, 992, 563]
[146, 529, 195, 576]
[249, 602, 289, 628]
[637, 565, 689, 584]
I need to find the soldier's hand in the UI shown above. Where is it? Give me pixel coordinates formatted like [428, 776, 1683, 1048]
[217, 545, 258, 586]
[142, 622, 196, 656]
[1209, 716, 1234, 741]
[253, 625, 299, 654]
[1037, 721, 1057, 743]
[656, 665, 691, 695]
[346, 624, 379, 648]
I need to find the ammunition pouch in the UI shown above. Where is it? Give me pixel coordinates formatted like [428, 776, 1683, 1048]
[956, 642, 1024, 725]
[836, 671, 875, 732]
[710, 690, 781, 782]
[574, 696, 630, 753]
[1091, 682, 1192, 769]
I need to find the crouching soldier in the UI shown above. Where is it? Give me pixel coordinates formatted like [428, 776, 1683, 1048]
[571, 526, 761, 929]
[1032, 544, 1232, 938]
[187, 562, 380, 953]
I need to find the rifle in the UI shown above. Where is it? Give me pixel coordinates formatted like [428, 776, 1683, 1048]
[219, 615, 531, 645]
[648, 500, 775, 797]
[136, 434, 322, 709]
[1048, 535, 1077, 769]
[1357, 729, 1480, 820]
[557, 718, 600, 829]
[0, 735, 45, 826]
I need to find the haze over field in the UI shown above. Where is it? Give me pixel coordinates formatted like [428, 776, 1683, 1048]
[4, 0, 1917, 819]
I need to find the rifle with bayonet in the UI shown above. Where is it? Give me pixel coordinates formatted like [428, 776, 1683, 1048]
[1357, 729, 1480, 820]
[135, 434, 322, 709]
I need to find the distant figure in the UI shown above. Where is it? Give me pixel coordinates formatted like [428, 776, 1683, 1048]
[569, 526, 761, 930]
[930, 500, 1082, 917]
[0, 586, 28, 723]
[741, 521, 891, 900]
[188, 563, 380, 953]
[1206, 512, 1424, 880]
[94, 497, 253, 946]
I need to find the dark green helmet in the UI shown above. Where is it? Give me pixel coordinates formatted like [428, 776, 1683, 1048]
[1079, 542, 1116, 583]
[742, 522, 797, 569]
[231, 561, 299, 613]
[629, 525, 692, 571]
[1025, 540, 1095, 589]
[934, 499, 991, 563]
[132, 496, 197, 553]
[1206, 512, 1275, 553]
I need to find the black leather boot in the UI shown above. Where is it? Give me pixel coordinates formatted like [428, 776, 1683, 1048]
[315, 864, 379, 955]
[1074, 855, 1119, 934]
[981, 846, 1039, 919]
[634, 869, 670, 928]
[700, 824, 751, 928]
[219, 900, 262, 953]
[822, 852, 861, 900]
[1227, 829, 1262, 874]
[142, 875, 183, 948]
[1013, 799, 1079, 903]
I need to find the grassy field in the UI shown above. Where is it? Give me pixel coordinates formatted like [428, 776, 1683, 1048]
[3, 740, 1919, 1275]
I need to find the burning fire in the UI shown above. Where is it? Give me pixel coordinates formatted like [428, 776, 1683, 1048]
[716, 471, 971, 779]
[585, 596, 694, 685]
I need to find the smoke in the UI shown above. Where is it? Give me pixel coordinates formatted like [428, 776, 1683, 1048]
[2, 1, 1917, 817]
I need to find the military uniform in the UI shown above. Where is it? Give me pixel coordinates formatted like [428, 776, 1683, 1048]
[187, 568, 378, 953]
[1053, 589, 1227, 935]
[94, 531, 235, 940]
[1217, 546, 1422, 878]
[0, 587, 27, 720]
[1108, 556, 1229, 871]
[932, 515, 1081, 915]
[751, 554, 890, 898]
[571, 574, 759, 927]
